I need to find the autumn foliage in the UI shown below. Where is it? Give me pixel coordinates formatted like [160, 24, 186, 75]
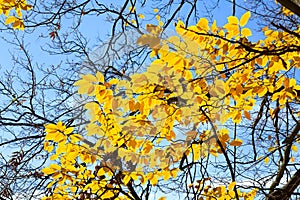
[0, 0, 32, 30]
[39, 9, 300, 200]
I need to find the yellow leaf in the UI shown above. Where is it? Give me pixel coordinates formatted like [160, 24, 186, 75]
[228, 181, 236, 190]
[240, 11, 251, 27]
[241, 28, 252, 37]
[87, 85, 94, 94]
[53, 132, 66, 143]
[102, 191, 115, 199]
[97, 168, 106, 177]
[50, 154, 59, 160]
[109, 78, 118, 85]
[227, 16, 239, 25]
[170, 168, 179, 178]
[211, 20, 217, 33]
[138, 14, 145, 19]
[210, 148, 219, 157]
[42, 164, 61, 175]
[224, 23, 239, 38]
[257, 86, 268, 97]
[230, 139, 243, 146]
[41, 167, 55, 175]
[175, 20, 185, 34]
[158, 197, 166, 200]
[291, 145, 298, 152]
[83, 74, 97, 82]
[232, 112, 242, 124]
[131, 19, 137, 24]
[142, 142, 153, 154]
[21, 4, 33, 11]
[16, 8, 22, 18]
[96, 71, 105, 83]
[70, 134, 82, 143]
[123, 174, 132, 185]
[264, 157, 269, 164]
[214, 79, 225, 94]
[56, 142, 67, 155]
[5, 16, 17, 25]
[149, 173, 158, 185]
[229, 190, 235, 197]
[197, 18, 209, 32]
[162, 170, 171, 181]
[192, 144, 201, 160]
[128, 6, 135, 12]
[290, 156, 295, 162]
[64, 126, 74, 135]
[154, 8, 159, 13]
[44, 142, 54, 152]
[158, 20, 164, 26]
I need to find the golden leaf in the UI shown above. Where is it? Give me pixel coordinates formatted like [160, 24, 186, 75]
[241, 28, 252, 37]
[240, 11, 251, 27]
[123, 174, 132, 185]
[291, 145, 298, 152]
[128, 6, 135, 12]
[197, 18, 209, 32]
[102, 191, 115, 199]
[228, 181, 236, 190]
[70, 134, 82, 143]
[158, 197, 166, 200]
[229, 139, 243, 146]
[5, 16, 17, 25]
[227, 16, 239, 25]
[264, 157, 269, 164]
[211, 20, 217, 33]
[138, 14, 145, 19]
[290, 156, 295, 162]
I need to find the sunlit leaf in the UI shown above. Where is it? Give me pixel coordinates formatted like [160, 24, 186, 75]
[227, 16, 239, 25]
[5, 16, 17, 25]
[292, 145, 298, 152]
[197, 18, 209, 32]
[240, 11, 251, 27]
[228, 181, 236, 190]
[241, 28, 252, 37]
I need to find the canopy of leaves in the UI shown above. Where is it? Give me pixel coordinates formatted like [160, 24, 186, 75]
[41, 10, 300, 200]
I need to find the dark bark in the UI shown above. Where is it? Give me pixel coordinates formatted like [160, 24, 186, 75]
[277, 0, 300, 17]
